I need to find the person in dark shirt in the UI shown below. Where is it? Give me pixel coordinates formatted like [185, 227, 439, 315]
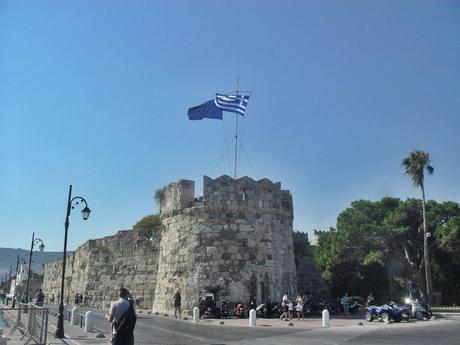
[35, 288, 45, 306]
[173, 289, 181, 319]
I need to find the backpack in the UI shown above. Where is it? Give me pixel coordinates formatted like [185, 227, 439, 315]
[115, 300, 136, 338]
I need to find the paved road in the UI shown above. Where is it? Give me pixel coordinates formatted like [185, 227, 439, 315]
[46, 305, 460, 345]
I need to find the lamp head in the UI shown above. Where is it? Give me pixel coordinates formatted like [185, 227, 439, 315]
[81, 206, 91, 220]
[39, 243, 45, 252]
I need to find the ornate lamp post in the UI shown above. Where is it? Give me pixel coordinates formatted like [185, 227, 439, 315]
[55, 185, 91, 338]
[12, 255, 26, 308]
[26, 232, 45, 302]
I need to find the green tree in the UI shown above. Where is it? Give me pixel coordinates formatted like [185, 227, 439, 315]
[402, 150, 434, 302]
[313, 196, 460, 304]
[133, 214, 161, 229]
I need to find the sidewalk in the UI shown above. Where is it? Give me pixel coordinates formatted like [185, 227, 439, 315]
[1, 309, 108, 345]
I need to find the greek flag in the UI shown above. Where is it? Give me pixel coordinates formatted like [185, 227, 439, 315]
[215, 93, 250, 116]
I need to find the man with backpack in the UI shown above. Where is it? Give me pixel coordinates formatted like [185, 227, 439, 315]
[106, 288, 137, 345]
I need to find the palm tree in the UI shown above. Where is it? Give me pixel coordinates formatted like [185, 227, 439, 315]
[402, 150, 434, 303]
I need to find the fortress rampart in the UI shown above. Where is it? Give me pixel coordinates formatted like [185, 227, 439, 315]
[43, 175, 326, 313]
[43, 227, 161, 309]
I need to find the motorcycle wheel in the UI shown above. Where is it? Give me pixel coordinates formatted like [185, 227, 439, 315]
[415, 311, 424, 320]
[380, 312, 390, 323]
[365, 311, 373, 322]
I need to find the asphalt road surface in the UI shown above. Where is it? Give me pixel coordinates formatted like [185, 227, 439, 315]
[46, 305, 460, 345]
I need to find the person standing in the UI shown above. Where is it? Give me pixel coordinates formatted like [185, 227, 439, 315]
[295, 295, 304, 320]
[35, 288, 45, 307]
[366, 293, 374, 306]
[173, 289, 181, 319]
[341, 293, 350, 316]
[106, 288, 136, 345]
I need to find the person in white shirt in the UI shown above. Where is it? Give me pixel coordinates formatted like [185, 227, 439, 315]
[106, 288, 135, 345]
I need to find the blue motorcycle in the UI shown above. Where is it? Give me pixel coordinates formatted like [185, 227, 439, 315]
[365, 303, 409, 323]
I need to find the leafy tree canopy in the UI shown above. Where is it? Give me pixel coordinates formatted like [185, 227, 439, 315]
[313, 198, 460, 304]
[133, 214, 161, 229]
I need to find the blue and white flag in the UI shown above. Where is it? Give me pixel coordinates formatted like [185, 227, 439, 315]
[214, 93, 250, 116]
[188, 100, 223, 120]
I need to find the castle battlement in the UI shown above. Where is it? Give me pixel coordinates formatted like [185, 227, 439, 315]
[161, 175, 293, 219]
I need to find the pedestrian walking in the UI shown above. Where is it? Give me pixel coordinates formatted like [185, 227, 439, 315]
[280, 292, 290, 321]
[173, 289, 182, 319]
[106, 288, 137, 345]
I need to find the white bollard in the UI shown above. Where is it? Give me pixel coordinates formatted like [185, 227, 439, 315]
[322, 309, 330, 327]
[85, 311, 94, 333]
[71, 307, 79, 325]
[249, 309, 256, 326]
[193, 307, 200, 323]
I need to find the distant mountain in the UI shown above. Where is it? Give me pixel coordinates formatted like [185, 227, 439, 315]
[0, 248, 72, 277]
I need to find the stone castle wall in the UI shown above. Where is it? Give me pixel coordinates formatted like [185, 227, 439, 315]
[293, 232, 329, 298]
[152, 176, 298, 313]
[43, 227, 161, 309]
[43, 175, 327, 313]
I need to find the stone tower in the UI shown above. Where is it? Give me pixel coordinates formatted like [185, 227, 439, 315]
[152, 175, 297, 313]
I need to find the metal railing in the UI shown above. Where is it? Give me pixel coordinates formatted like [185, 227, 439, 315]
[1, 303, 49, 345]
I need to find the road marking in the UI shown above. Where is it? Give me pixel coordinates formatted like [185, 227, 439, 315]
[48, 323, 86, 345]
[137, 320, 223, 344]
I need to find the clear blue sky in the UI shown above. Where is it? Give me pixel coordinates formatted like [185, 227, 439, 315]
[1, 0, 459, 251]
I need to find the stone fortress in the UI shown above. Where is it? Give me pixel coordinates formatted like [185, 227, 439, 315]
[43, 175, 327, 313]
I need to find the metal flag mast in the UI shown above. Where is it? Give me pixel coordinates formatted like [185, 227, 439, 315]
[234, 78, 239, 179]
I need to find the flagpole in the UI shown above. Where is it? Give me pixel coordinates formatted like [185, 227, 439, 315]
[234, 78, 239, 179]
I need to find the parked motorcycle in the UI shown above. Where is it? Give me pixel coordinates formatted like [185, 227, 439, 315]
[255, 303, 265, 318]
[221, 300, 230, 318]
[256, 301, 281, 318]
[199, 291, 221, 318]
[404, 298, 432, 320]
[365, 303, 409, 323]
[233, 302, 245, 318]
[248, 298, 257, 316]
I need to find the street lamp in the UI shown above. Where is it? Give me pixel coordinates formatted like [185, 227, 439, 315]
[55, 185, 91, 338]
[26, 232, 45, 303]
[12, 255, 26, 308]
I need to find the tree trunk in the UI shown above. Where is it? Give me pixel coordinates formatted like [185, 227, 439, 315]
[421, 183, 433, 304]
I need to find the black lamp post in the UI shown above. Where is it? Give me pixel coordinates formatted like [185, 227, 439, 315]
[26, 232, 45, 303]
[12, 255, 26, 308]
[55, 185, 91, 338]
